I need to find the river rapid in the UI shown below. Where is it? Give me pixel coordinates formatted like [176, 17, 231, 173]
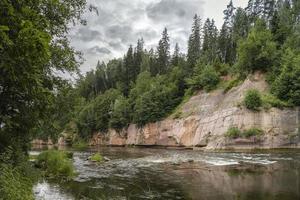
[32, 147, 300, 200]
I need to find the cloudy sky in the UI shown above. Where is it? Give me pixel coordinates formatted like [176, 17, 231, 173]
[69, 0, 248, 74]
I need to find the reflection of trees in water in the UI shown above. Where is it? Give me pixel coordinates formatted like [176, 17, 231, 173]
[171, 162, 300, 200]
[53, 169, 189, 200]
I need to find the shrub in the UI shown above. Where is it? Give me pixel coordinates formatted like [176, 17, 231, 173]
[36, 150, 75, 178]
[109, 96, 131, 130]
[242, 128, 264, 138]
[261, 93, 290, 109]
[244, 89, 262, 110]
[225, 127, 241, 139]
[187, 65, 220, 91]
[90, 153, 103, 162]
[224, 78, 242, 93]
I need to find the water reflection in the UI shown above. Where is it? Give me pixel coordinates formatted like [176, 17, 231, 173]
[33, 147, 300, 200]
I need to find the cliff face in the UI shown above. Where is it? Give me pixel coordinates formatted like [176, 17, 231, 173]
[89, 73, 300, 149]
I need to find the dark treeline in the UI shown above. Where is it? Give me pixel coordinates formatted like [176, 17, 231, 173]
[42, 0, 300, 141]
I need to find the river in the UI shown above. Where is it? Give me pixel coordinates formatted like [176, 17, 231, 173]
[32, 147, 300, 200]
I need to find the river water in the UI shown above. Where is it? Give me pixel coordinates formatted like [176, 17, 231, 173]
[32, 147, 300, 200]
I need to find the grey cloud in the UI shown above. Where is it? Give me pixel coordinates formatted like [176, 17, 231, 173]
[87, 46, 111, 55]
[135, 29, 159, 41]
[108, 41, 123, 50]
[72, 28, 102, 42]
[105, 25, 134, 43]
[146, 0, 204, 24]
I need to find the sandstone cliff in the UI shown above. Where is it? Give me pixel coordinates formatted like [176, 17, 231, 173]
[89, 73, 300, 149]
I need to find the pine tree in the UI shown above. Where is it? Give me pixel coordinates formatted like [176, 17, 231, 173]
[232, 8, 250, 41]
[156, 28, 170, 75]
[246, 0, 265, 22]
[187, 14, 202, 70]
[271, 0, 294, 44]
[218, 0, 236, 64]
[95, 61, 108, 94]
[149, 48, 157, 76]
[263, 0, 276, 23]
[133, 38, 144, 80]
[223, 0, 236, 27]
[202, 18, 219, 63]
[123, 45, 134, 95]
[171, 43, 180, 66]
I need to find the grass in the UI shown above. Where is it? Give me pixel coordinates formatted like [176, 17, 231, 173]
[225, 127, 241, 139]
[29, 154, 38, 161]
[0, 164, 35, 200]
[225, 127, 264, 139]
[0, 149, 40, 200]
[261, 93, 290, 109]
[242, 128, 264, 138]
[35, 150, 75, 179]
[72, 140, 89, 150]
[90, 153, 103, 162]
[223, 78, 242, 93]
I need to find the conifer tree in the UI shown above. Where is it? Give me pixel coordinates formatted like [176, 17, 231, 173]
[172, 43, 180, 66]
[218, 0, 236, 64]
[124, 45, 134, 95]
[133, 38, 144, 78]
[156, 28, 170, 75]
[187, 14, 202, 70]
[202, 18, 219, 63]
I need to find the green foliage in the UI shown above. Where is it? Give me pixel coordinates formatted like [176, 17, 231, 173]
[244, 89, 262, 110]
[132, 75, 180, 126]
[271, 49, 300, 106]
[36, 150, 75, 179]
[109, 96, 131, 130]
[187, 14, 202, 70]
[156, 28, 170, 75]
[0, 164, 34, 200]
[90, 153, 103, 162]
[261, 93, 290, 109]
[236, 19, 277, 73]
[0, 0, 87, 154]
[187, 65, 220, 91]
[224, 78, 242, 93]
[0, 149, 39, 200]
[72, 139, 88, 150]
[225, 127, 264, 139]
[225, 127, 242, 139]
[76, 89, 121, 138]
[242, 128, 264, 138]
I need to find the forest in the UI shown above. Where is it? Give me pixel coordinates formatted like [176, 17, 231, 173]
[39, 0, 300, 142]
[0, 0, 300, 199]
